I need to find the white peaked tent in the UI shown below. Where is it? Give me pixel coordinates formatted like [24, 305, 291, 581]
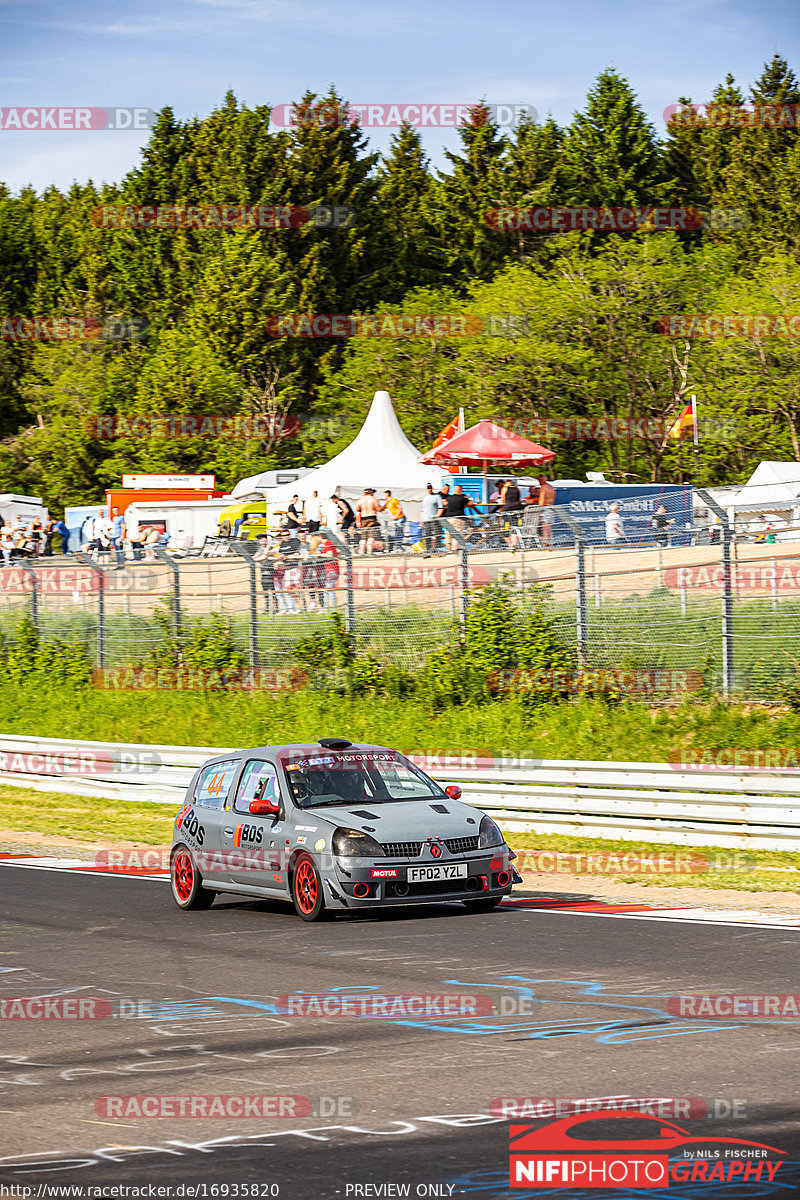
[250, 391, 444, 521]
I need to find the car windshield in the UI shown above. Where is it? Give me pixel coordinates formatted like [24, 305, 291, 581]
[281, 750, 446, 809]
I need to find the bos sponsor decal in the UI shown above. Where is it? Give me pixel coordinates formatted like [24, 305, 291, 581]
[175, 806, 204, 846]
[372, 868, 398, 878]
[507, 1112, 784, 1188]
[233, 824, 263, 847]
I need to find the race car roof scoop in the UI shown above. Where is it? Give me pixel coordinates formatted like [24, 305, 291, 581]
[319, 738, 353, 749]
[429, 804, 449, 813]
[350, 809, 380, 819]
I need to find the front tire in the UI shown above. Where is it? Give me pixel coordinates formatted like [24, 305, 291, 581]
[171, 845, 215, 910]
[463, 895, 504, 911]
[291, 853, 327, 922]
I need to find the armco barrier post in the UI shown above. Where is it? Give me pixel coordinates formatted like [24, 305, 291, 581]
[697, 487, 733, 697]
[440, 519, 471, 637]
[153, 545, 182, 646]
[20, 563, 38, 633]
[77, 553, 105, 667]
[555, 508, 588, 666]
[320, 527, 355, 638]
[231, 541, 258, 668]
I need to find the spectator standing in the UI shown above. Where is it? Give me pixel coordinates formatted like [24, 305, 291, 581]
[421, 483, 440, 555]
[331, 495, 356, 544]
[501, 479, 523, 541]
[253, 535, 276, 614]
[489, 479, 505, 514]
[537, 476, 556, 549]
[650, 504, 674, 547]
[438, 484, 479, 550]
[320, 538, 339, 609]
[29, 518, 43, 558]
[274, 528, 300, 613]
[54, 517, 69, 554]
[306, 491, 323, 533]
[381, 491, 406, 551]
[605, 503, 625, 546]
[355, 487, 381, 555]
[110, 506, 126, 566]
[1, 529, 14, 566]
[287, 495, 304, 532]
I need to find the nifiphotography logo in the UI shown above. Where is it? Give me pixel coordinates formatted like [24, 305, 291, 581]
[507, 1110, 785, 1188]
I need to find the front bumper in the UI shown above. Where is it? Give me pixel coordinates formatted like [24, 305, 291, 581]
[321, 852, 516, 909]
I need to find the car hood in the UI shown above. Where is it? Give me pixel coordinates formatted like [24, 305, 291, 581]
[299, 797, 485, 844]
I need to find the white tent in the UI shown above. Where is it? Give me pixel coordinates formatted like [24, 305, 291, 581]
[245, 390, 443, 522]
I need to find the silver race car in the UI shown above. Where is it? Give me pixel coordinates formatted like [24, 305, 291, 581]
[170, 738, 518, 921]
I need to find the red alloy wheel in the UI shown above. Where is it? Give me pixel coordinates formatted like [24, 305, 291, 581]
[173, 850, 194, 901]
[295, 858, 317, 913]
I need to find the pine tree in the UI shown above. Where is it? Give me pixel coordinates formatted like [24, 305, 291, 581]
[375, 124, 446, 298]
[436, 105, 511, 284]
[559, 69, 667, 205]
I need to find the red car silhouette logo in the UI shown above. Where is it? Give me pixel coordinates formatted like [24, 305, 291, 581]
[510, 1110, 783, 1154]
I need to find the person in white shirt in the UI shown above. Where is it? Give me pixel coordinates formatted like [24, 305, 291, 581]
[605, 503, 625, 545]
[306, 491, 323, 533]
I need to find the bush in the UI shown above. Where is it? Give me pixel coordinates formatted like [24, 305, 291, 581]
[0, 616, 93, 688]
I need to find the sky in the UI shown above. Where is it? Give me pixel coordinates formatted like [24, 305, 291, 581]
[1, 0, 798, 194]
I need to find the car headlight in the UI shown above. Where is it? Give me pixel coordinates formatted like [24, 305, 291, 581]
[478, 815, 504, 848]
[332, 828, 384, 857]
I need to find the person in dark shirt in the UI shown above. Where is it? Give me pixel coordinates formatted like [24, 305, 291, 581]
[286, 495, 304, 531]
[651, 504, 674, 547]
[438, 484, 479, 549]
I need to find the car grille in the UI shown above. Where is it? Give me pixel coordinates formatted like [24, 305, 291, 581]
[443, 836, 479, 853]
[380, 841, 423, 858]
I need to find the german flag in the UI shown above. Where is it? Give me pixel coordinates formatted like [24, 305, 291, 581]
[668, 402, 695, 440]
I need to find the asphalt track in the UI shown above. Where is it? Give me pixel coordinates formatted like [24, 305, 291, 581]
[1, 864, 799, 1198]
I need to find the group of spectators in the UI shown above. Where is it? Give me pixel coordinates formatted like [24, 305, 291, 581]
[0, 515, 69, 565]
[78, 508, 169, 564]
[252, 528, 339, 615]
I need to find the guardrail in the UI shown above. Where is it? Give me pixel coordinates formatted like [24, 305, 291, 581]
[1, 735, 799, 851]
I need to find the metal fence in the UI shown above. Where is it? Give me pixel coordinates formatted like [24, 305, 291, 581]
[2, 505, 800, 700]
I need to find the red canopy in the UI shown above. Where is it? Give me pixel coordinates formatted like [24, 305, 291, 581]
[419, 420, 555, 469]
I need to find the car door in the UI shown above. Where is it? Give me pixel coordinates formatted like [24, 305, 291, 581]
[179, 757, 242, 886]
[223, 758, 286, 891]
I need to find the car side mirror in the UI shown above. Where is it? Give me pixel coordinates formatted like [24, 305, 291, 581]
[249, 798, 280, 816]
[445, 784, 462, 800]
